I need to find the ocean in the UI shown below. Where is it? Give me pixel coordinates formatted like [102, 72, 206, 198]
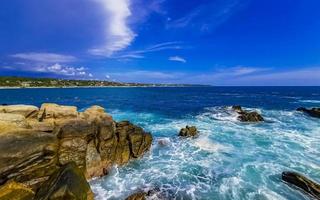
[1, 87, 319, 200]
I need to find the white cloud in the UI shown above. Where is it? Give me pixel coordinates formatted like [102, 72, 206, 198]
[33, 63, 91, 77]
[11, 53, 77, 63]
[169, 56, 186, 63]
[89, 0, 136, 56]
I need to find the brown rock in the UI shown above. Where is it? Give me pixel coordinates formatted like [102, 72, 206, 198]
[38, 103, 78, 122]
[0, 130, 58, 188]
[282, 171, 320, 199]
[179, 126, 198, 137]
[232, 106, 264, 122]
[34, 162, 94, 200]
[0, 105, 39, 118]
[0, 180, 35, 200]
[297, 107, 320, 118]
[125, 192, 147, 200]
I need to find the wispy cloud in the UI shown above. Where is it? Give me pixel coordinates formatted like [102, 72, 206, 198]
[89, 0, 136, 57]
[116, 41, 184, 59]
[167, 0, 249, 32]
[11, 53, 77, 63]
[169, 56, 186, 63]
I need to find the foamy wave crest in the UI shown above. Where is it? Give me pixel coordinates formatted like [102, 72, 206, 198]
[298, 99, 320, 104]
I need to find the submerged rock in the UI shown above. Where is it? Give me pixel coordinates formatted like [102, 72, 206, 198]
[34, 162, 94, 200]
[282, 171, 320, 199]
[297, 107, 320, 118]
[0, 180, 35, 200]
[179, 126, 198, 137]
[232, 105, 264, 122]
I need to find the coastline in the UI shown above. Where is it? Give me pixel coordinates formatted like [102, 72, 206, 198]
[0, 85, 212, 89]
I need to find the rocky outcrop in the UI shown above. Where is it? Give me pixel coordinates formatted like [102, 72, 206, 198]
[282, 171, 320, 199]
[34, 162, 94, 200]
[0, 103, 153, 199]
[179, 126, 198, 137]
[0, 181, 35, 200]
[232, 105, 264, 122]
[297, 107, 320, 118]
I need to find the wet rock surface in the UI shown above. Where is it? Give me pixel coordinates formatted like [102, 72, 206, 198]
[297, 107, 320, 118]
[179, 126, 198, 137]
[232, 105, 264, 122]
[0, 180, 35, 200]
[282, 171, 320, 199]
[34, 162, 94, 200]
[0, 103, 153, 199]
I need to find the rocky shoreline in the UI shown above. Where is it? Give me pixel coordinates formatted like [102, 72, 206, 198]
[0, 103, 319, 199]
[0, 103, 152, 199]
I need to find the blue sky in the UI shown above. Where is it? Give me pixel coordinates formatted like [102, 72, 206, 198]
[0, 0, 320, 85]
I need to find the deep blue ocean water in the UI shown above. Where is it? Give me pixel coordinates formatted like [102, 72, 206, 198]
[1, 87, 319, 200]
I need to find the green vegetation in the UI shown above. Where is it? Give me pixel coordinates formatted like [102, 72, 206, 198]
[0, 76, 209, 88]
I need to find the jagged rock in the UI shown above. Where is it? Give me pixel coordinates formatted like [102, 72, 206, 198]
[0, 180, 35, 200]
[0, 130, 58, 188]
[56, 119, 94, 171]
[115, 121, 152, 164]
[125, 192, 147, 200]
[179, 126, 198, 137]
[0, 105, 39, 118]
[297, 107, 320, 118]
[232, 105, 264, 122]
[0, 103, 153, 197]
[282, 171, 320, 199]
[38, 103, 78, 122]
[34, 162, 94, 200]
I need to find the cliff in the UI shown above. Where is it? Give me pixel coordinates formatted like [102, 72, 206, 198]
[0, 103, 153, 199]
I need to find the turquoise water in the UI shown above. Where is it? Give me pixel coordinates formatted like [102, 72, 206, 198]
[0, 87, 319, 200]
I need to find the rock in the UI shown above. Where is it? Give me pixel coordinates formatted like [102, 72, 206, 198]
[179, 126, 198, 137]
[282, 171, 320, 199]
[115, 121, 152, 164]
[0, 113, 28, 128]
[125, 192, 147, 200]
[56, 119, 94, 170]
[82, 105, 113, 123]
[158, 138, 170, 147]
[0, 130, 58, 188]
[297, 107, 320, 118]
[0, 105, 39, 118]
[34, 162, 94, 200]
[0, 180, 35, 200]
[0, 103, 153, 196]
[232, 105, 264, 122]
[38, 103, 78, 122]
[85, 140, 105, 179]
[0, 113, 30, 130]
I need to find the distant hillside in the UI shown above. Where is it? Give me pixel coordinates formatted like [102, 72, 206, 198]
[0, 76, 209, 88]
